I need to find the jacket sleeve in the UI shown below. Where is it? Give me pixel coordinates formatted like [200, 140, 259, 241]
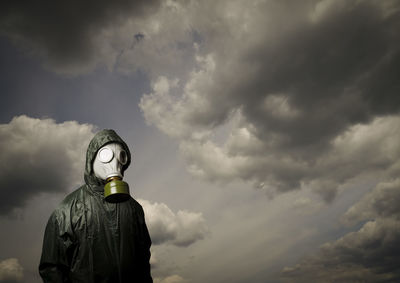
[143, 221, 153, 283]
[139, 206, 153, 283]
[39, 212, 72, 283]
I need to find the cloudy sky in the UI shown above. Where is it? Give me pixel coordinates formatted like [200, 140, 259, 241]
[1, 0, 399, 282]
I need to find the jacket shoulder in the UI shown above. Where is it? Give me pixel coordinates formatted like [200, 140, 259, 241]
[129, 197, 145, 213]
[51, 185, 87, 227]
[127, 198, 148, 226]
[55, 185, 88, 211]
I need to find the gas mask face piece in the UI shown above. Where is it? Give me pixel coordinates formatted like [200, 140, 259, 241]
[93, 143, 130, 203]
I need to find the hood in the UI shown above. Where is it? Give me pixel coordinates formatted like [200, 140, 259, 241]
[84, 129, 131, 186]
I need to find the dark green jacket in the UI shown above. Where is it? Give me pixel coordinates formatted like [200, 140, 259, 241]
[39, 130, 152, 283]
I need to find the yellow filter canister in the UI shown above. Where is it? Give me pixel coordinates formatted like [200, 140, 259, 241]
[104, 178, 130, 203]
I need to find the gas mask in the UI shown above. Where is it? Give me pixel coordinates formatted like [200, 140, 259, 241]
[93, 142, 130, 203]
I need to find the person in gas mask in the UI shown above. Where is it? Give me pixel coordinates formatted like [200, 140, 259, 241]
[39, 129, 152, 283]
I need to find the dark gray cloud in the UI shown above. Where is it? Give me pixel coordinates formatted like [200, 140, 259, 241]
[281, 178, 400, 282]
[194, 0, 400, 155]
[342, 179, 400, 225]
[0, 115, 95, 214]
[140, 0, 400, 201]
[282, 220, 400, 282]
[0, 0, 160, 74]
[237, 0, 400, 152]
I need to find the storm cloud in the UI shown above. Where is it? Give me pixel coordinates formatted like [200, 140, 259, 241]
[282, 219, 400, 282]
[342, 178, 400, 226]
[281, 178, 400, 282]
[0, 115, 95, 214]
[0, 0, 161, 74]
[139, 0, 400, 201]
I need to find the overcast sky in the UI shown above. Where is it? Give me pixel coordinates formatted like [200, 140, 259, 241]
[1, 0, 400, 282]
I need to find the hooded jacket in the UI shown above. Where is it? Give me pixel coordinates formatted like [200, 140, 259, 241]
[39, 129, 152, 283]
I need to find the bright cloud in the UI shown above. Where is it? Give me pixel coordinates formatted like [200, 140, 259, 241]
[154, 274, 186, 283]
[0, 258, 23, 282]
[0, 115, 95, 214]
[139, 199, 208, 247]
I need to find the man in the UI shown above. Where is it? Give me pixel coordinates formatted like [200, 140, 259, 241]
[39, 129, 152, 282]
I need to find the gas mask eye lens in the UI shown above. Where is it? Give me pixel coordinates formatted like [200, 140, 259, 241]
[98, 147, 114, 163]
[119, 150, 128, 165]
